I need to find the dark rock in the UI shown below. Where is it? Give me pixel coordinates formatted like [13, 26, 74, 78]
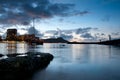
[0, 54, 4, 57]
[0, 52, 54, 80]
[7, 53, 20, 57]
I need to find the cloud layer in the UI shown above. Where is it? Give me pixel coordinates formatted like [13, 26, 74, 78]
[0, 27, 119, 42]
[0, 0, 75, 25]
[41, 27, 98, 42]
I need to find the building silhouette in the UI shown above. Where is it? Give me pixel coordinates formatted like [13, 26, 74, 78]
[5, 28, 43, 44]
[0, 36, 2, 41]
[6, 29, 17, 41]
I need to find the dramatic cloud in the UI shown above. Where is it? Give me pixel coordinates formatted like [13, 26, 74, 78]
[111, 32, 120, 36]
[41, 27, 97, 42]
[0, 0, 90, 26]
[75, 27, 95, 34]
[81, 33, 94, 39]
[94, 33, 112, 41]
[0, 0, 74, 25]
[74, 10, 90, 16]
[27, 26, 43, 37]
[60, 34, 73, 40]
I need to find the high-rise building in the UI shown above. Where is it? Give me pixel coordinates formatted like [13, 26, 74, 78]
[6, 29, 17, 41]
[0, 36, 2, 41]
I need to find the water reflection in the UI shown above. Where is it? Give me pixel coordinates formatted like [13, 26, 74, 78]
[71, 44, 90, 63]
[0, 42, 29, 54]
[0, 43, 120, 80]
[33, 44, 120, 80]
[16, 42, 29, 53]
[43, 43, 68, 48]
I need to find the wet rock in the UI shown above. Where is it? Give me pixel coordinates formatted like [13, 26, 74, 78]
[0, 52, 54, 80]
[0, 54, 4, 57]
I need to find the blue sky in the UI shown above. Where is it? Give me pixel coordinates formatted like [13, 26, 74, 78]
[39, 0, 120, 31]
[0, 0, 120, 41]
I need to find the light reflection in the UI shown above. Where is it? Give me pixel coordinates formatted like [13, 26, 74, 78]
[0, 43, 8, 55]
[16, 42, 29, 53]
[33, 44, 120, 80]
[0, 42, 29, 54]
[71, 44, 114, 64]
[71, 44, 84, 62]
[0, 43, 120, 80]
[43, 43, 68, 48]
[71, 44, 90, 63]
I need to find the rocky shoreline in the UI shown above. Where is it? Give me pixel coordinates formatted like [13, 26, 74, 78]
[0, 52, 54, 80]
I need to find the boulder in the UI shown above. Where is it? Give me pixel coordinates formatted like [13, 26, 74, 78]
[0, 52, 54, 80]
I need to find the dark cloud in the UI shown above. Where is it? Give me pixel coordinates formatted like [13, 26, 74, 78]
[57, 10, 90, 17]
[78, 28, 90, 34]
[75, 27, 97, 34]
[111, 32, 120, 36]
[0, 26, 101, 41]
[0, 0, 74, 25]
[95, 33, 106, 36]
[94, 33, 109, 41]
[28, 26, 42, 37]
[81, 33, 94, 39]
[0, 0, 90, 26]
[101, 33, 105, 36]
[43, 27, 97, 41]
[60, 34, 73, 40]
[74, 10, 90, 16]
[20, 28, 27, 30]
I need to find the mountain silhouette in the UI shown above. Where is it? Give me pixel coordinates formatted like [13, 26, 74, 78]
[43, 37, 69, 43]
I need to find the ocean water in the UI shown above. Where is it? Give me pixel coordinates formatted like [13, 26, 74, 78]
[0, 42, 120, 80]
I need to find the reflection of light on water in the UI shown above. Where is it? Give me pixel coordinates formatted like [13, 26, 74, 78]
[0, 42, 29, 54]
[6, 41, 17, 47]
[71, 44, 85, 62]
[1, 42, 120, 80]
[17, 42, 29, 53]
[0, 55, 8, 60]
[71, 44, 112, 64]
[0, 43, 8, 55]
[16, 54, 27, 57]
[43, 43, 68, 48]
[89, 45, 111, 64]
[33, 44, 120, 80]
[7, 43, 17, 49]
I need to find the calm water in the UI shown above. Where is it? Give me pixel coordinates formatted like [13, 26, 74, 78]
[0, 42, 120, 80]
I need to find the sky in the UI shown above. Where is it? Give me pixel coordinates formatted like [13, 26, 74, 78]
[0, 0, 120, 42]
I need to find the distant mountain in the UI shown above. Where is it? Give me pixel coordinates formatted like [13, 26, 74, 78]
[43, 37, 69, 43]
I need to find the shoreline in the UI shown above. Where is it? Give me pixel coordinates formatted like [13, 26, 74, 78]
[0, 41, 26, 43]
